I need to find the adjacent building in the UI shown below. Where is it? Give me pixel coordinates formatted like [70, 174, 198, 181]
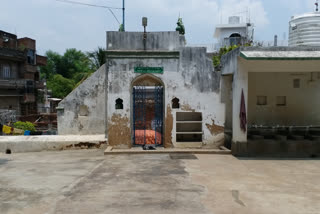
[0, 30, 47, 120]
[221, 47, 320, 157]
[214, 16, 254, 49]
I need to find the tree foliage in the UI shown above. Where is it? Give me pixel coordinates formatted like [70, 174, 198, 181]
[213, 45, 239, 70]
[46, 74, 75, 98]
[40, 48, 99, 98]
[87, 47, 106, 71]
[213, 43, 252, 71]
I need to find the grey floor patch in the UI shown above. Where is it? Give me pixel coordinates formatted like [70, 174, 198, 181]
[0, 159, 10, 165]
[231, 190, 246, 207]
[170, 154, 198, 160]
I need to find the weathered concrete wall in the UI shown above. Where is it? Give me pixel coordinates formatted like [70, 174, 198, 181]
[106, 46, 225, 148]
[57, 65, 106, 135]
[0, 135, 106, 153]
[220, 75, 233, 131]
[57, 31, 226, 149]
[221, 48, 240, 75]
[232, 58, 248, 144]
[180, 47, 220, 93]
[107, 31, 186, 51]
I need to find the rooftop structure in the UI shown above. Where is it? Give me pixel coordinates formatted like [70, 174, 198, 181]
[289, 1, 320, 46]
[214, 16, 254, 49]
[0, 30, 47, 120]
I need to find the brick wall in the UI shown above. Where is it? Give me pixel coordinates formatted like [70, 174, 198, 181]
[24, 72, 35, 80]
[18, 38, 36, 50]
[0, 31, 17, 49]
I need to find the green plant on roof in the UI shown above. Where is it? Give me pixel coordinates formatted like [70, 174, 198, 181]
[176, 18, 185, 35]
[118, 24, 124, 32]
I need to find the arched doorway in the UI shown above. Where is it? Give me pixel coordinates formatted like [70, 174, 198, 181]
[229, 33, 242, 46]
[131, 74, 164, 147]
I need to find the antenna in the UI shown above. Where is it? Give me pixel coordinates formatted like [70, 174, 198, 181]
[316, 0, 319, 12]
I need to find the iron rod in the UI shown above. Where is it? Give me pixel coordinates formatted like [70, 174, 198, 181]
[122, 0, 125, 31]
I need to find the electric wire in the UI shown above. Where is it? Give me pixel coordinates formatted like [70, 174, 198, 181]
[55, 0, 122, 25]
[56, 0, 122, 10]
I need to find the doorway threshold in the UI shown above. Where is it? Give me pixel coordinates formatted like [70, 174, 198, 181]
[104, 146, 231, 155]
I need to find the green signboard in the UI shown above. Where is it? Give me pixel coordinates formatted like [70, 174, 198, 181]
[134, 67, 164, 74]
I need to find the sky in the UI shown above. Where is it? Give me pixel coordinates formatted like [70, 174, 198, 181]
[0, 0, 316, 55]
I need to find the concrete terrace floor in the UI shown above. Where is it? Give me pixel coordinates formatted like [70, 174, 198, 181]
[0, 150, 319, 214]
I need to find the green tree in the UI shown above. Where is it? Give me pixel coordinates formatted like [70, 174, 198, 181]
[40, 49, 95, 98]
[60, 48, 92, 79]
[40, 50, 62, 79]
[47, 74, 75, 98]
[87, 47, 106, 71]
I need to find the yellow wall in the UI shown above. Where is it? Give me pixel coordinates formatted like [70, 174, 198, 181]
[248, 72, 320, 126]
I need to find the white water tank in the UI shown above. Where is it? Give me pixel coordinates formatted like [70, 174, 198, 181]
[289, 12, 320, 46]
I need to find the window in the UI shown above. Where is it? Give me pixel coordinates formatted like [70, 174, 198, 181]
[229, 33, 242, 46]
[27, 49, 35, 65]
[257, 96, 267, 106]
[25, 81, 34, 93]
[172, 97, 180, 109]
[2, 65, 11, 79]
[115, 98, 123, 110]
[293, 79, 300, 88]
[276, 96, 286, 106]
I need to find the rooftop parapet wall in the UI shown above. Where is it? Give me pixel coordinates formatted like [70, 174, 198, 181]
[57, 65, 106, 135]
[221, 48, 240, 76]
[221, 46, 320, 75]
[106, 31, 186, 51]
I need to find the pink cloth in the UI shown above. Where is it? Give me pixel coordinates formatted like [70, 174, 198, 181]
[240, 89, 247, 132]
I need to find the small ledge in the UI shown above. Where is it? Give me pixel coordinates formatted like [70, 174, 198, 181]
[176, 121, 202, 123]
[176, 132, 203, 134]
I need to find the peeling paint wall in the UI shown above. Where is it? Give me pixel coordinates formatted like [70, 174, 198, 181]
[107, 114, 131, 148]
[57, 31, 226, 149]
[57, 65, 106, 135]
[106, 32, 225, 148]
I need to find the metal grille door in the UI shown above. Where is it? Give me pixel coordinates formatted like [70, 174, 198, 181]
[133, 86, 164, 146]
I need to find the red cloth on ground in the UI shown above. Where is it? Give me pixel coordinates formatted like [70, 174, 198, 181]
[135, 130, 162, 145]
[240, 89, 247, 132]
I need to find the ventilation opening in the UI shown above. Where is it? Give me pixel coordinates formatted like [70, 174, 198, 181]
[115, 98, 123, 110]
[79, 105, 89, 116]
[6, 149, 11, 154]
[293, 79, 300, 88]
[172, 97, 180, 109]
[257, 96, 267, 106]
[276, 96, 287, 106]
